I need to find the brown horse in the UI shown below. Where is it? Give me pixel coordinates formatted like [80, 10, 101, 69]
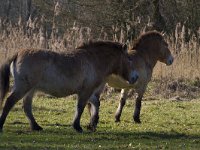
[88, 31, 174, 126]
[0, 41, 139, 133]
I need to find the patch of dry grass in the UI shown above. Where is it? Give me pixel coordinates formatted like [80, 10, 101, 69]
[0, 19, 200, 99]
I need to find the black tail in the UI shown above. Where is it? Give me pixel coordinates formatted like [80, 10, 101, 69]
[0, 54, 17, 107]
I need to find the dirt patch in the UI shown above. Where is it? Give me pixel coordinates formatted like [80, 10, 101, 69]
[102, 77, 200, 101]
[149, 77, 200, 100]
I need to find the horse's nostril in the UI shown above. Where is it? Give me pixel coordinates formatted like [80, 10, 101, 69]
[167, 56, 174, 65]
[129, 70, 139, 84]
[130, 75, 138, 84]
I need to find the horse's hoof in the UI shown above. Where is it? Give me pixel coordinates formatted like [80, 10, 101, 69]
[115, 118, 120, 123]
[87, 124, 96, 132]
[134, 118, 141, 124]
[115, 115, 121, 122]
[135, 121, 141, 124]
[31, 125, 43, 131]
[76, 128, 83, 133]
[73, 126, 83, 133]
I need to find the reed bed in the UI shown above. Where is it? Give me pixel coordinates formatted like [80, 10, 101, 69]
[0, 18, 200, 98]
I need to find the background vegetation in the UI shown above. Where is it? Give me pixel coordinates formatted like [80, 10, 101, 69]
[0, 0, 200, 98]
[1, 0, 200, 37]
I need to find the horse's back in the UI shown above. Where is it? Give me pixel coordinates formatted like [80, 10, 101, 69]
[12, 49, 97, 97]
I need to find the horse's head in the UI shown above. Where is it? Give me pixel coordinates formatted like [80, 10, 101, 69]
[133, 31, 174, 66]
[157, 37, 174, 66]
[119, 44, 139, 84]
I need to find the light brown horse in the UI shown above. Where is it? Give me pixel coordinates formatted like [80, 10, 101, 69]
[0, 41, 139, 133]
[88, 31, 174, 126]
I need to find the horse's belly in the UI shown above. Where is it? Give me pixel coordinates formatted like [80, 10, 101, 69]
[36, 69, 81, 97]
[37, 80, 77, 97]
[106, 75, 134, 89]
[38, 83, 75, 97]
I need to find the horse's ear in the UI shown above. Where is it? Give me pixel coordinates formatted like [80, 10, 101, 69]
[122, 44, 128, 53]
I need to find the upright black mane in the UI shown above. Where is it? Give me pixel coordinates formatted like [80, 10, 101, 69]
[77, 40, 123, 51]
[132, 31, 163, 50]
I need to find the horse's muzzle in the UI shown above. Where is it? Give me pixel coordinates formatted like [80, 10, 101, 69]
[129, 71, 139, 84]
[166, 55, 174, 66]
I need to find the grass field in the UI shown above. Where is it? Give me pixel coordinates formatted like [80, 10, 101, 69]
[0, 94, 200, 150]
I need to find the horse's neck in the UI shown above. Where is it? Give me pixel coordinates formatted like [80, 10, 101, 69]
[109, 57, 124, 76]
[137, 50, 158, 70]
[94, 53, 120, 76]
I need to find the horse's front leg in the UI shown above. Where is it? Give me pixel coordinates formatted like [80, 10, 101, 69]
[115, 89, 129, 122]
[133, 93, 144, 123]
[87, 94, 100, 132]
[73, 93, 89, 133]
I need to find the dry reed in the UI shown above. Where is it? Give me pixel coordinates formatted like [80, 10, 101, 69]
[0, 17, 200, 99]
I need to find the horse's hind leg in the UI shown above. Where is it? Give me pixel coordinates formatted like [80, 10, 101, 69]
[87, 94, 100, 132]
[0, 90, 27, 131]
[87, 84, 104, 131]
[23, 91, 43, 131]
[115, 89, 128, 122]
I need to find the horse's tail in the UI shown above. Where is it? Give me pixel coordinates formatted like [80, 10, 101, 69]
[0, 53, 17, 107]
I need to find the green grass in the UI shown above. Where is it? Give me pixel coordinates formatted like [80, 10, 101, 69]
[0, 94, 200, 150]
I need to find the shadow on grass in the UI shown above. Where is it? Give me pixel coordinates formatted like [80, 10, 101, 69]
[99, 130, 200, 140]
[21, 127, 200, 141]
[1, 127, 200, 150]
[45, 123, 71, 128]
[12, 106, 68, 113]
[5, 121, 200, 141]
[8, 121, 72, 129]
